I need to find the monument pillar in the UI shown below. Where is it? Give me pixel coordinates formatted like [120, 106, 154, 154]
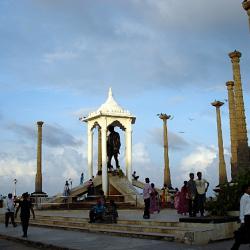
[242, 0, 250, 30]
[35, 121, 43, 193]
[229, 50, 250, 171]
[159, 114, 172, 188]
[226, 81, 238, 180]
[211, 101, 228, 184]
[87, 128, 93, 179]
[101, 126, 108, 195]
[125, 126, 132, 183]
[97, 126, 102, 175]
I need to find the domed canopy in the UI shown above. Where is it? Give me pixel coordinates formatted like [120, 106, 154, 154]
[84, 88, 136, 123]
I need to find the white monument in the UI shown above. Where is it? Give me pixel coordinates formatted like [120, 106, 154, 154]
[82, 88, 136, 195]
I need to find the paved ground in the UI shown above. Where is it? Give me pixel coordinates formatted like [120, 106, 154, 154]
[0, 224, 250, 250]
[0, 237, 40, 249]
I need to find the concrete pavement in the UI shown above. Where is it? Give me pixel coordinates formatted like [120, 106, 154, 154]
[0, 224, 250, 250]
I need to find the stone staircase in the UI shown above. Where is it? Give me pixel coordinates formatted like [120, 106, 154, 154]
[49, 176, 102, 204]
[109, 176, 144, 207]
[10, 214, 212, 244]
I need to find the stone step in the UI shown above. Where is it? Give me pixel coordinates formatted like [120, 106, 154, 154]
[41, 201, 136, 210]
[31, 217, 190, 235]
[35, 214, 179, 227]
[27, 221, 176, 242]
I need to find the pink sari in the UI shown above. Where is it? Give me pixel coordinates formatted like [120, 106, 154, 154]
[174, 191, 181, 213]
[178, 186, 189, 214]
[150, 188, 160, 213]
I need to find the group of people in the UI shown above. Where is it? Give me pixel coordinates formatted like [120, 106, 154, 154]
[143, 178, 160, 219]
[174, 172, 209, 217]
[89, 190, 118, 223]
[4, 192, 35, 238]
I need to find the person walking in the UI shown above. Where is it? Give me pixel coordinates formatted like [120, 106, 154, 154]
[5, 193, 17, 228]
[195, 172, 209, 217]
[15, 192, 35, 238]
[231, 183, 250, 250]
[187, 173, 197, 217]
[143, 178, 151, 219]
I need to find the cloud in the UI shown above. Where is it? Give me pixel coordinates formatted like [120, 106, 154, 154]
[72, 107, 97, 119]
[132, 143, 151, 165]
[148, 127, 189, 150]
[43, 124, 83, 147]
[1, 0, 249, 96]
[43, 50, 79, 63]
[180, 145, 217, 175]
[0, 143, 87, 196]
[5, 122, 83, 148]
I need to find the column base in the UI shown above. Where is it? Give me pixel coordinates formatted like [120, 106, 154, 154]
[31, 191, 48, 198]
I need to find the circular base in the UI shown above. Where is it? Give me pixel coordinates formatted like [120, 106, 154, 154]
[31, 192, 48, 197]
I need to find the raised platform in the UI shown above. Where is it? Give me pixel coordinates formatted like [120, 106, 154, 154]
[0, 209, 240, 245]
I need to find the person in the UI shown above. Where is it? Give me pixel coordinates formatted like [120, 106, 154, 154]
[63, 181, 70, 196]
[98, 190, 106, 206]
[89, 198, 106, 223]
[187, 173, 197, 217]
[231, 183, 250, 250]
[195, 172, 209, 217]
[107, 200, 118, 223]
[178, 181, 189, 215]
[80, 172, 84, 185]
[174, 188, 181, 213]
[143, 178, 151, 219]
[87, 179, 95, 197]
[15, 192, 35, 238]
[5, 193, 17, 228]
[150, 183, 160, 214]
[132, 171, 139, 181]
[107, 126, 121, 170]
[0, 194, 3, 208]
[160, 186, 166, 208]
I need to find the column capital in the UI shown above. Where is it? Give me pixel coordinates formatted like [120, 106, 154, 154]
[242, 0, 250, 11]
[211, 100, 224, 108]
[37, 121, 44, 126]
[226, 81, 234, 89]
[229, 50, 242, 63]
[158, 113, 171, 120]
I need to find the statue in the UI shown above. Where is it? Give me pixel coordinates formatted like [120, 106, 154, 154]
[107, 126, 121, 170]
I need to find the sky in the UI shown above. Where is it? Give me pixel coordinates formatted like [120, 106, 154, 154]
[0, 0, 249, 197]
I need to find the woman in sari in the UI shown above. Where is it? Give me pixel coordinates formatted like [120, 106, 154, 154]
[178, 181, 189, 215]
[150, 183, 160, 214]
[174, 188, 181, 213]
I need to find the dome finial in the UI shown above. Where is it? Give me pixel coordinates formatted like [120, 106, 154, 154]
[108, 87, 113, 98]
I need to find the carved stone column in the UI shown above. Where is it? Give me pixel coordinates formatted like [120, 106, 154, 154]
[125, 125, 132, 183]
[87, 128, 93, 179]
[211, 101, 228, 184]
[159, 114, 172, 188]
[35, 121, 43, 193]
[226, 81, 238, 180]
[97, 126, 102, 175]
[229, 50, 250, 171]
[101, 127, 108, 195]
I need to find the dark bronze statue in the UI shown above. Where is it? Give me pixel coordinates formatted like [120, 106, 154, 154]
[107, 126, 121, 170]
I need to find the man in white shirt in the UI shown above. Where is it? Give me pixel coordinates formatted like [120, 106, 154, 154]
[195, 172, 209, 217]
[143, 178, 151, 219]
[231, 183, 250, 250]
[5, 193, 17, 227]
